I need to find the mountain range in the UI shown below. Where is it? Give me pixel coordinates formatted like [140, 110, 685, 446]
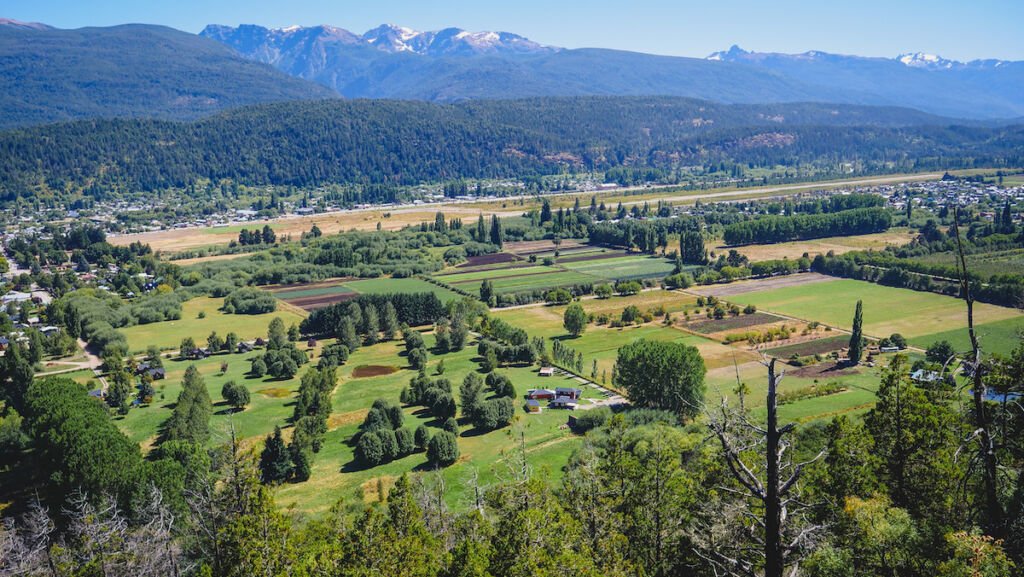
[199, 23, 1024, 120]
[1, 18, 1023, 128]
[0, 20, 336, 128]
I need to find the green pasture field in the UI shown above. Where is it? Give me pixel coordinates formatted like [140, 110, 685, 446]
[119, 297, 306, 354]
[559, 254, 676, 281]
[114, 340, 323, 447]
[910, 316, 1024, 356]
[724, 279, 1022, 343]
[273, 333, 588, 514]
[342, 278, 461, 302]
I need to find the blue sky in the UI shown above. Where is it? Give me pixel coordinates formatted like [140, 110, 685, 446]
[5, 0, 1023, 61]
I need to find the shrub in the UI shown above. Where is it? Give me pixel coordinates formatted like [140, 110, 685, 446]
[414, 424, 431, 451]
[395, 428, 415, 456]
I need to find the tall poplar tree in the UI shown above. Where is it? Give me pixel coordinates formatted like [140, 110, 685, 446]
[848, 300, 864, 364]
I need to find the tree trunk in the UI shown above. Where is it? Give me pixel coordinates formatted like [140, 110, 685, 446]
[765, 359, 783, 577]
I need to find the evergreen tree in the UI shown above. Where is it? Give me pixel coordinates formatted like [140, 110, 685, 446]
[479, 280, 495, 306]
[489, 215, 503, 248]
[475, 214, 487, 242]
[338, 317, 360, 352]
[427, 431, 459, 467]
[364, 304, 380, 345]
[849, 300, 864, 364]
[381, 302, 399, 341]
[164, 365, 212, 444]
[259, 426, 292, 483]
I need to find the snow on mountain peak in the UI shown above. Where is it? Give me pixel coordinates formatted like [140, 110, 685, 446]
[897, 52, 958, 69]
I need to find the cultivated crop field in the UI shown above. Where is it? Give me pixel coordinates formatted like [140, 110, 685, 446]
[559, 254, 676, 281]
[910, 248, 1024, 280]
[271, 277, 461, 311]
[119, 297, 305, 353]
[721, 277, 1024, 348]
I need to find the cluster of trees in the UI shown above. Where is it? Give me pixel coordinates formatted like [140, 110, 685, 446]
[403, 328, 430, 371]
[222, 287, 277, 314]
[249, 318, 308, 379]
[459, 373, 515, 432]
[401, 373, 457, 422]
[354, 399, 421, 467]
[551, 339, 585, 373]
[4, 97, 1024, 206]
[236, 225, 276, 246]
[723, 207, 893, 245]
[614, 339, 706, 420]
[278, 365, 338, 481]
[6, 328, 1024, 576]
[300, 292, 444, 337]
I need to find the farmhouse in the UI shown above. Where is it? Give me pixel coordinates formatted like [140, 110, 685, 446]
[548, 396, 579, 410]
[526, 388, 556, 400]
[555, 387, 582, 400]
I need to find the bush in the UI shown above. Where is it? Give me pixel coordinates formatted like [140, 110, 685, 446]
[427, 431, 459, 467]
[663, 273, 692, 289]
[220, 381, 250, 410]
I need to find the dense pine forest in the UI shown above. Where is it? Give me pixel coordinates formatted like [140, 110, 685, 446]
[1, 97, 1023, 203]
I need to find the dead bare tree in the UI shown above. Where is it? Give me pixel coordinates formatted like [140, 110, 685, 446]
[950, 207, 1004, 536]
[701, 357, 825, 577]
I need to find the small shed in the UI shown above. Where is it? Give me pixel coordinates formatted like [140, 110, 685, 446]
[539, 367, 555, 377]
[525, 399, 541, 413]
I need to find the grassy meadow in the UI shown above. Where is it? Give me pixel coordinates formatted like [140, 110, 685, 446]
[119, 297, 305, 353]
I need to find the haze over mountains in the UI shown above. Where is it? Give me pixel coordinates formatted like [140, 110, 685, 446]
[0, 17, 1022, 128]
[202, 23, 1024, 120]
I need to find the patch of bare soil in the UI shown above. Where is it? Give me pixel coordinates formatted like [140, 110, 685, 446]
[351, 365, 400, 378]
[688, 272, 838, 298]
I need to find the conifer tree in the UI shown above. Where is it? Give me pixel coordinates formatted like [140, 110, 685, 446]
[165, 365, 212, 444]
[259, 426, 292, 483]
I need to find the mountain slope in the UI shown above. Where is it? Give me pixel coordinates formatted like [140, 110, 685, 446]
[203, 24, 1024, 119]
[1, 97, 1019, 202]
[0, 22, 337, 128]
[706, 46, 1024, 120]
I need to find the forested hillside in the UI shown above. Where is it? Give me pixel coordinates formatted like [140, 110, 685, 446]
[1, 97, 1021, 202]
[0, 23, 337, 128]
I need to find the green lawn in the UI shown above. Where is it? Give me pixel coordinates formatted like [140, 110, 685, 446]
[725, 279, 1022, 342]
[434, 265, 554, 283]
[451, 270, 599, 295]
[119, 297, 305, 354]
[343, 278, 461, 302]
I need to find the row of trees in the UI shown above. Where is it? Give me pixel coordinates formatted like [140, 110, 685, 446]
[723, 207, 893, 245]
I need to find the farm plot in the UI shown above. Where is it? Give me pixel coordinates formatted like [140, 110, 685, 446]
[684, 312, 781, 334]
[504, 239, 584, 256]
[446, 270, 598, 295]
[269, 280, 358, 310]
[911, 316, 1024, 356]
[342, 278, 461, 302]
[723, 278, 1023, 342]
[910, 248, 1024, 280]
[763, 335, 850, 358]
[560, 254, 676, 281]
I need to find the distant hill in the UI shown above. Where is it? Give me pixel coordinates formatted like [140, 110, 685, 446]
[0, 21, 337, 128]
[1, 96, 1020, 203]
[202, 24, 1024, 120]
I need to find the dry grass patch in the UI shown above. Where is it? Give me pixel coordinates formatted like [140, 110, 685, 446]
[712, 229, 916, 262]
[257, 387, 292, 398]
[328, 409, 370, 431]
[361, 475, 396, 503]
